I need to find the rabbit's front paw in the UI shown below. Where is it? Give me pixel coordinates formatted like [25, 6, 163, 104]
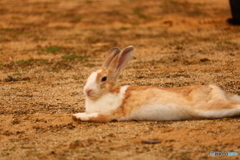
[72, 113, 98, 121]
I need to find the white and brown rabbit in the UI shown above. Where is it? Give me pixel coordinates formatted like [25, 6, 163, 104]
[72, 46, 240, 122]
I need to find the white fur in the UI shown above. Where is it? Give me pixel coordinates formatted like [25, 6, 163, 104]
[227, 95, 240, 103]
[73, 113, 99, 121]
[197, 108, 240, 119]
[83, 70, 102, 96]
[121, 104, 190, 121]
[85, 85, 129, 114]
[125, 103, 240, 121]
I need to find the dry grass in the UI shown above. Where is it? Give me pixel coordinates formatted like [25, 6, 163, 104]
[1, 0, 240, 159]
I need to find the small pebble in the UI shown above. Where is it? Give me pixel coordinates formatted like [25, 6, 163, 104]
[141, 140, 161, 144]
[5, 76, 15, 82]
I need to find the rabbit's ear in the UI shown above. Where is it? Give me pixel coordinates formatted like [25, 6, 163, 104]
[109, 46, 134, 72]
[102, 47, 120, 69]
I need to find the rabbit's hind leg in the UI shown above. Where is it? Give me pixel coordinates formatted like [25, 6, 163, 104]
[197, 100, 240, 119]
[226, 93, 240, 103]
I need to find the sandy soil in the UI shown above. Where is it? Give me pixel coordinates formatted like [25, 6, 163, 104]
[1, 0, 240, 159]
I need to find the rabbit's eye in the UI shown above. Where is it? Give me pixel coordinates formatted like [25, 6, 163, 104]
[101, 76, 107, 82]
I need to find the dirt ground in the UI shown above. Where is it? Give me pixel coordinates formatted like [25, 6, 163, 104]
[1, 0, 240, 159]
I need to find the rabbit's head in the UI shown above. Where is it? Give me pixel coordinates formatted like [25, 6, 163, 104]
[83, 46, 134, 100]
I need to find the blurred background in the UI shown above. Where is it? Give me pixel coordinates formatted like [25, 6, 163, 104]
[1, 1, 240, 160]
[0, 0, 236, 63]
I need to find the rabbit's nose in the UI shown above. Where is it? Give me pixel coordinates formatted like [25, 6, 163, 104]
[85, 89, 92, 96]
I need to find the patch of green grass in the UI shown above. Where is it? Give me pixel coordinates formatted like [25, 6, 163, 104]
[45, 46, 61, 54]
[15, 59, 48, 66]
[169, 0, 178, 4]
[119, 27, 130, 31]
[2, 147, 15, 151]
[16, 59, 33, 65]
[48, 68, 60, 73]
[73, 77, 81, 80]
[13, 73, 22, 76]
[71, 16, 83, 23]
[0, 28, 15, 32]
[109, 147, 115, 150]
[13, 31, 23, 37]
[85, 0, 93, 4]
[224, 41, 237, 45]
[85, 36, 101, 43]
[0, 28, 24, 37]
[84, 64, 95, 68]
[62, 55, 78, 59]
[133, 9, 147, 19]
[217, 41, 238, 45]
[54, 26, 71, 30]
[39, 59, 49, 64]
[77, 151, 85, 154]
[162, 0, 206, 17]
[62, 55, 89, 60]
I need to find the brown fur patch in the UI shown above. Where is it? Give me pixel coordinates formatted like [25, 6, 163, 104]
[96, 69, 119, 92]
[89, 114, 110, 123]
[96, 70, 108, 82]
[112, 86, 157, 117]
[110, 87, 121, 94]
[123, 85, 208, 103]
[160, 85, 209, 101]
[160, 85, 203, 96]
[72, 115, 78, 121]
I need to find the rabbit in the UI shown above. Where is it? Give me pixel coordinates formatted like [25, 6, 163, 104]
[72, 45, 240, 122]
